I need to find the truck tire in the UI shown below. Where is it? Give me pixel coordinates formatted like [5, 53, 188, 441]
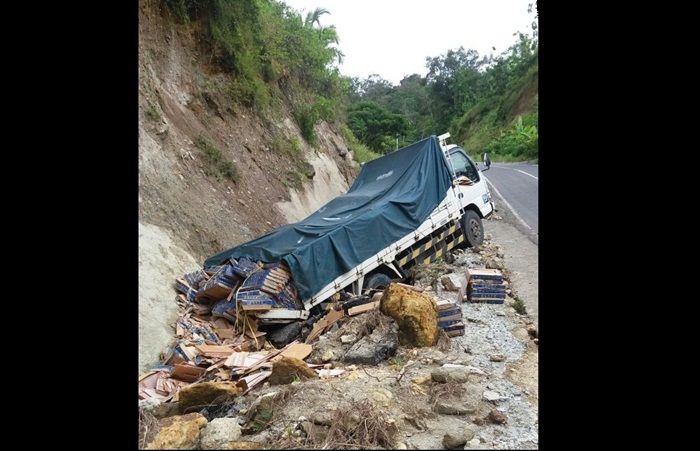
[462, 210, 484, 247]
[365, 273, 392, 290]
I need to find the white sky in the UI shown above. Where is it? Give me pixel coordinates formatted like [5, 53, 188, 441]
[283, 0, 536, 85]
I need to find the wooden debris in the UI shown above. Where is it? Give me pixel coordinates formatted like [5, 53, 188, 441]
[172, 363, 206, 383]
[195, 344, 237, 358]
[277, 343, 312, 361]
[241, 370, 272, 395]
[348, 300, 380, 316]
[305, 308, 345, 343]
[395, 282, 424, 292]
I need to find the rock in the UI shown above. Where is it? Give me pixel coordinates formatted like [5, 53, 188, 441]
[443, 427, 476, 449]
[434, 400, 477, 415]
[483, 390, 507, 402]
[431, 365, 486, 383]
[527, 324, 538, 338]
[467, 438, 481, 447]
[146, 413, 208, 449]
[380, 283, 439, 347]
[441, 273, 467, 291]
[311, 411, 333, 426]
[200, 417, 242, 449]
[268, 321, 302, 348]
[411, 374, 432, 385]
[533, 338, 539, 345]
[343, 322, 398, 365]
[496, 311, 506, 316]
[243, 392, 278, 431]
[320, 349, 336, 362]
[178, 382, 241, 413]
[148, 400, 181, 418]
[422, 349, 446, 364]
[371, 388, 393, 406]
[156, 123, 169, 135]
[139, 398, 161, 413]
[487, 409, 508, 424]
[396, 442, 408, 450]
[340, 333, 357, 344]
[269, 356, 317, 385]
[489, 354, 506, 362]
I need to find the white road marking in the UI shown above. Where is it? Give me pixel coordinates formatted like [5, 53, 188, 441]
[515, 169, 538, 180]
[483, 175, 533, 231]
[491, 164, 539, 180]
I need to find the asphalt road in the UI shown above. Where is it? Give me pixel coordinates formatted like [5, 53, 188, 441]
[481, 162, 538, 244]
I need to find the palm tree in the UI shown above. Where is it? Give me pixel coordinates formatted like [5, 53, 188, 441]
[304, 7, 330, 28]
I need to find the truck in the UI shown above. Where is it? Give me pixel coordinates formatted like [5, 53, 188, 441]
[200, 133, 494, 324]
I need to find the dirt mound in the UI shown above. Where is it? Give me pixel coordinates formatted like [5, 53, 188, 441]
[380, 283, 439, 347]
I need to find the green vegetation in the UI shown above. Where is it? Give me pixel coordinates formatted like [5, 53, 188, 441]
[165, 0, 345, 140]
[145, 102, 161, 121]
[271, 132, 302, 159]
[284, 170, 306, 189]
[339, 125, 380, 164]
[512, 296, 527, 315]
[346, 32, 538, 161]
[195, 136, 240, 182]
[165, 1, 537, 164]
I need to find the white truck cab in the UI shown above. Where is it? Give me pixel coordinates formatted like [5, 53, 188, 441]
[438, 133, 494, 246]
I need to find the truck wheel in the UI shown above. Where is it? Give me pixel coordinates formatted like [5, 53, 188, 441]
[462, 210, 484, 247]
[365, 273, 392, 290]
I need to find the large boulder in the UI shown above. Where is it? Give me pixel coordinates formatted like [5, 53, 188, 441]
[178, 382, 241, 413]
[380, 283, 438, 347]
[146, 413, 208, 449]
[269, 356, 317, 385]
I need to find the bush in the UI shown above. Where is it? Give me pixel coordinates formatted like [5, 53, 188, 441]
[195, 135, 240, 182]
[339, 125, 380, 164]
[512, 296, 527, 315]
[485, 114, 538, 161]
[293, 103, 319, 145]
[271, 132, 303, 159]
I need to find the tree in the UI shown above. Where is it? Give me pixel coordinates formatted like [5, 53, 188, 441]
[346, 101, 409, 153]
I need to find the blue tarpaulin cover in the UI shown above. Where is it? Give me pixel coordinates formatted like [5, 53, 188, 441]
[203, 135, 453, 300]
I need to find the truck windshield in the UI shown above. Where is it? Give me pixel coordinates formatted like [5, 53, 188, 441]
[449, 149, 480, 183]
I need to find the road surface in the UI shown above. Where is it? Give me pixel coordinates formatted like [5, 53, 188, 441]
[482, 162, 538, 244]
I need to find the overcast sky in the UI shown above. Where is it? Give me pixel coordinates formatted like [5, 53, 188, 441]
[283, 0, 536, 85]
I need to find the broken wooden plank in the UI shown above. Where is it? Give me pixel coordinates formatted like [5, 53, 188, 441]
[348, 300, 380, 316]
[395, 282, 424, 292]
[243, 340, 298, 375]
[204, 358, 228, 373]
[277, 343, 312, 361]
[179, 344, 200, 361]
[215, 328, 236, 339]
[171, 363, 206, 383]
[241, 370, 272, 395]
[195, 344, 236, 358]
[224, 351, 269, 368]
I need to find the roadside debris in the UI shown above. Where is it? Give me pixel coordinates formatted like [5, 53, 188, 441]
[467, 268, 506, 303]
[139, 235, 538, 449]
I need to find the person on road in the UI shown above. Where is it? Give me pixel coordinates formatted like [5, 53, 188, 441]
[482, 151, 491, 169]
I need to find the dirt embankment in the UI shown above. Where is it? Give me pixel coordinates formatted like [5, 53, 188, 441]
[138, 0, 357, 371]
